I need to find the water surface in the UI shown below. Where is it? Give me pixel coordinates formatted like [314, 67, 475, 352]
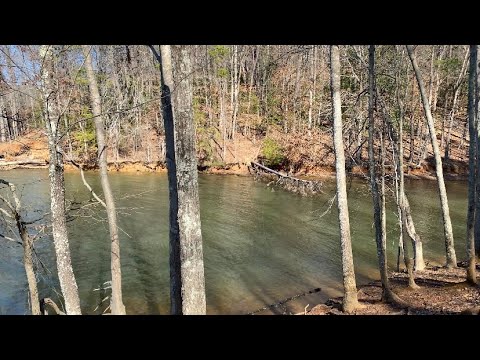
[0, 169, 468, 314]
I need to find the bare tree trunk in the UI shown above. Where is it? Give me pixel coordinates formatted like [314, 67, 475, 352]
[39, 45, 81, 315]
[308, 46, 317, 132]
[394, 65, 426, 271]
[231, 45, 239, 141]
[21, 224, 40, 315]
[4, 46, 19, 139]
[0, 179, 41, 314]
[407, 45, 457, 268]
[158, 45, 206, 315]
[445, 49, 469, 163]
[330, 45, 359, 313]
[475, 45, 480, 257]
[0, 96, 5, 142]
[247, 46, 258, 114]
[394, 161, 405, 272]
[368, 46, 396, 301]
[466, 45, 477, 284]
[82, 45, 126, 315]
[293, 52, 302, 132]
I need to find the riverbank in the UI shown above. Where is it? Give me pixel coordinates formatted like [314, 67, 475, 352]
[0, 129, 470, 181]
[0, 159, 469, 181]
[307, 265, 480, 315]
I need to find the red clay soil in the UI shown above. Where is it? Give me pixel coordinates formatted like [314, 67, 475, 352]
[0, 127, 471, 179]
[307, 266, 480, 315]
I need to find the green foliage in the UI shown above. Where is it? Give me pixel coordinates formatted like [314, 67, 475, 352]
[74, 128, 96, 144]
[340, 75, 358, 92]
[376, 75, 395, 95]
[208, 45, 230, 61]
[248, 92, 260, 114]
[80, 105, 93, 119]
[261, 138, 285, 167]
[217, 67, 229, 78]
[74, 68, 90, 86]
[209, 45, 230, 78]
[194, 95, 216, 164]
[436, 57, 462, 73]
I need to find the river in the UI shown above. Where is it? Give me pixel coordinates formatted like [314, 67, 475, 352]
[0, 169, 469, 314]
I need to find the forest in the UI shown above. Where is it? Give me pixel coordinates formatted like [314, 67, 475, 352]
[0, 45, 479, 315]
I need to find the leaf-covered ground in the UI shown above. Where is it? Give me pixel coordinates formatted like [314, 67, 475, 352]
[308, 265, 480, 315]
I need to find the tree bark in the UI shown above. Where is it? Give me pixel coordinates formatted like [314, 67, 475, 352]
[368, 45, 395, 301]
[0, 179, 41, 314]
[445, 48, 469, 163]
[39, 45, 82, 314]
[158, 45, 207, 315]
[82, 45, 126, 314]
[330, 45, 359, 313]
[466, 45, 477, 284]
[407, 45, 457, 268]
[475, 44, 480, 257]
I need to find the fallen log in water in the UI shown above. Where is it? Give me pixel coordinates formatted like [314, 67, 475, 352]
[0, 160, 47, 169]
[249, 161, 322, 195]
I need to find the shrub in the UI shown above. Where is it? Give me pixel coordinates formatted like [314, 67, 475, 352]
[261, 138, 285, 167]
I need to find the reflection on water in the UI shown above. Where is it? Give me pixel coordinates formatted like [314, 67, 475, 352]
[0, 169, 468, 314]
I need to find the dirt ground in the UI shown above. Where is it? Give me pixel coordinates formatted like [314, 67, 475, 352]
[0, 127, 471, 179]
[307, 265, 480, 315]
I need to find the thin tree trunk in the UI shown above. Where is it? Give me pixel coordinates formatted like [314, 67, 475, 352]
[82, 45, 126, 315]
[308, 46, 317, 132]
[394, 66, 426, 271]
[330, 45, 359, 313]
[247, 46, 258, 114]
[158, 45, 206, 315]
[0, 96, 5, 142]
[466, 45, 477, 284]
[21, 224, 40, 315]
[445, 49, 469, 163]
[1, 179, 42, 315]
[407, 45, 457, 268]
[39, 45, 81, 315]
[368, 45, 396, 301]
[474, 45, 480, 258]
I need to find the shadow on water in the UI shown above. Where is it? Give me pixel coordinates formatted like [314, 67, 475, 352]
[0, 170, 470, 314]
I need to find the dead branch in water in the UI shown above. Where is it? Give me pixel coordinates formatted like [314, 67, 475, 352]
[249, 161, 323, 196]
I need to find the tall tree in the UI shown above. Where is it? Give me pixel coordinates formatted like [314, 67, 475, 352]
[82, 45, 126, 314]
[158, 45, 207, 315]
[330, 45, 359, 313]
[475, 45, 480, 257]
[407, 45, 457, 268]
[368, 45, 399, 301]
[39, 45, 81, 314]
[466, 45, 477, 284]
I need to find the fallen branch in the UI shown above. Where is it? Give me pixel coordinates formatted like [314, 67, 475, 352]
[249, 161, 322, 196]
[41, 298, 66, 315]
[246, 287, 321, 315]
[0, 160, 47, 167]
[63, 155, 107, 208]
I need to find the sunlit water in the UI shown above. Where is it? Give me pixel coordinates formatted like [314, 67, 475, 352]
[0, 169, 469, 314]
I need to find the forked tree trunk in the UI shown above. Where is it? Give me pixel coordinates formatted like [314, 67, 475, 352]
[82, 45, 126, 314]
[368, 45, 397, 301]
[39, 45, 81, 315]
[158, 45, 207, 315]
[384, 65, 426, 271]
[330, 45, 359, 313]
[407, 45, 457, 268]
